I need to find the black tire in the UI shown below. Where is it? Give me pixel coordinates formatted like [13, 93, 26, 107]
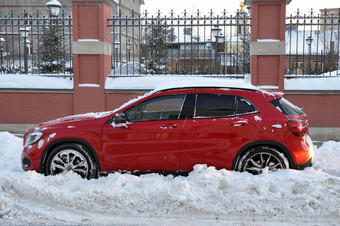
[237, 146, 289, 175]
[45, 143, 97, 179]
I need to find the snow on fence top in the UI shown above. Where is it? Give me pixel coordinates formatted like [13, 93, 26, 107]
[1, 73, 340, 91]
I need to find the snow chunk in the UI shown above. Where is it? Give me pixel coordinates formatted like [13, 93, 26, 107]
[254, 115, 262, 121]
[47, 133, 56, 142]
[257, 39, 280, 42]
[272, 124, 282, 129]
[258, 85, 279, 89]
[78, 39, 99, 42]
[79, 83, 100, 87]
[37, 139, 44, 149]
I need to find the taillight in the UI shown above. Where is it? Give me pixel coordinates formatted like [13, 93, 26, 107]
[287, 120, 308, 137]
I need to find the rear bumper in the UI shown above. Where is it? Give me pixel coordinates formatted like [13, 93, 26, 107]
[295, 156, 314, 170]
[292, 135, 314, 170]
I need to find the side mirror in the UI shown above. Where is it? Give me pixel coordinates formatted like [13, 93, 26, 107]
[114, 112, 127, 124]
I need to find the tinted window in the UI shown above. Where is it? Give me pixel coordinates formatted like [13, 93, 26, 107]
[195, 94, 236, 118]
[270, 97, 304, 116]
[125, 94, 185, 122]
[236, 97, 257, 115]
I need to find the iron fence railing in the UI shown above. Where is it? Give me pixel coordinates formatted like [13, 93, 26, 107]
[1, 8, 339, 78]
[0, 10, 72, 76]
[286, 8, 340, 78]
[108, 10, 251, 78]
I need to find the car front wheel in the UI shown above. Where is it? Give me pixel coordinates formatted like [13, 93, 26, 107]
[237, 146, 289, 175]
[45, 143, 97, 179]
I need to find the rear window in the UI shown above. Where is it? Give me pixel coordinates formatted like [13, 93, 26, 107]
[270, 97, 304, 116]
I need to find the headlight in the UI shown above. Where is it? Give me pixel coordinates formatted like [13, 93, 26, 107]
[25, 131, 43, 146]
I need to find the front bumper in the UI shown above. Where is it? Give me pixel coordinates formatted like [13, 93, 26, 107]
[21, 145, 43, 172]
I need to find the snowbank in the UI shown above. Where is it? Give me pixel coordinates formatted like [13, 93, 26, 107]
[0, 132, 339, 225]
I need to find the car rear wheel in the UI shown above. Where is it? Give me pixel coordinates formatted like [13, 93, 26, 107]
[45, 143, 97, 179]
[237, 146, 289, 175]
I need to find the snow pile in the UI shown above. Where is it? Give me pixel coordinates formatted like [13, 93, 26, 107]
[0, 132, 339, 224]
[313, 141, 340, 176]
[0, 132, 23, 176]
[112, 62, 141, 75]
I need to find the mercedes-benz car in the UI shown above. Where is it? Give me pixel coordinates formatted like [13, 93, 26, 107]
[22, 85, 314, 179]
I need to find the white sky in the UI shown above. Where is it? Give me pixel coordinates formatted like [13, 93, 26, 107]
[142, 0, 339, 16]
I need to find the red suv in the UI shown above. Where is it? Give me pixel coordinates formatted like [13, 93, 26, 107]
[21, 86, 314, 178]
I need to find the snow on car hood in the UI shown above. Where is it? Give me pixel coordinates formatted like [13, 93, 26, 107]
[31, 111, 115, 131]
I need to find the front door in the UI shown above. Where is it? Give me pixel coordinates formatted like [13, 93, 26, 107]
[102, 94, 186, 172]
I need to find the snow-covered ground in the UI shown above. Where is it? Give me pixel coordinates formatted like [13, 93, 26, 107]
[0, 132, 339, 225]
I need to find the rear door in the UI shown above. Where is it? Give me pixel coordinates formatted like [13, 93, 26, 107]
[180, 93, 260, 171]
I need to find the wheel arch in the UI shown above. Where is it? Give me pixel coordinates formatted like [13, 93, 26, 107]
[40, 138, 102, 173]
[231, 140, 296, 170]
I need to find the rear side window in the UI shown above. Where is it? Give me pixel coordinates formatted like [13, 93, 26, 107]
[270, 97, 304, 116]
[195, 94, 236, 118]
[236, 97, 257, 115]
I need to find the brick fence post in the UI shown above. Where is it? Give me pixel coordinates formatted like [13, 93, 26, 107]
[245, 0, 290, 92]
[72, 0, 113, 114]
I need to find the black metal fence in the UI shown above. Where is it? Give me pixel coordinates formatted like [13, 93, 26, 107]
[108, 10, 251, 77]
[1, 8, 339, 77]
[285, 8, 340, 77]
[0, 11, 72, 76]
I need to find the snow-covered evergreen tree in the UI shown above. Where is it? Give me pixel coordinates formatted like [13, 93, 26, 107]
[35, 25, 66, 73]
[238, 34, 250, 74]
[139, 21, 170, 74]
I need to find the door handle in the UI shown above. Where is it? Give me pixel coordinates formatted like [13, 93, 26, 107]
[160, 124, 177, 129]
[169, 124, 177, 129]
[231, 121, 247, 127]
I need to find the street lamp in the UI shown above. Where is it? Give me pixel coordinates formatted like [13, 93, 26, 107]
[211, 25, 222, 38]
[46, 0, 62, 17]
[206, 39, 212, 72]
[127, 40, 132, 62]
[0, 37, 5, 73]
[19, 27, 30, 74]
[306, 36, 313, 75]
[114, 40, 120, 67]
[211, 26, 224, 74]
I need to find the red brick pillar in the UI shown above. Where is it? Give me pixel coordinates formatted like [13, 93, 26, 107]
[245, 0, 290, 92]
[72, 0, 112, 114]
